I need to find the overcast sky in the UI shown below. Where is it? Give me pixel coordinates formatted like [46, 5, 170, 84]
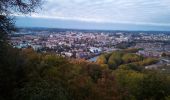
[16, 0, 170, 31]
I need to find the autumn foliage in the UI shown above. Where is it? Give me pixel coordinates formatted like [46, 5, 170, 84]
[0, 47, 170, 100]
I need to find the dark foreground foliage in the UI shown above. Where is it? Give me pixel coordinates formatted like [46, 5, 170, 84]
[0, 46, 170, 100]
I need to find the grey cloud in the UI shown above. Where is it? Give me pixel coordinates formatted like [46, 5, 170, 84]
[33, 0, 170, 25]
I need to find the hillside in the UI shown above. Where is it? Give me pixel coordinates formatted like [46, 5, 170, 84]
[0, 46, 170, 100]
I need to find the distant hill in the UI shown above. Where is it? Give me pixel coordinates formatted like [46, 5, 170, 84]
[17, 27, 170, 34]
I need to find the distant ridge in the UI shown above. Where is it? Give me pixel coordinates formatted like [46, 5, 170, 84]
[17, 27, 170, 34]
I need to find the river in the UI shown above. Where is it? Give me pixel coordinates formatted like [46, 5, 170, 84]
[88, 56, 99, 62]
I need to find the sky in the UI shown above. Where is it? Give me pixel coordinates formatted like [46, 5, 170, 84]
[15, 0, 170, 31]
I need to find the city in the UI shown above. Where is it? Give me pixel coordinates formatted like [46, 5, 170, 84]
[10, 28, 170, 68]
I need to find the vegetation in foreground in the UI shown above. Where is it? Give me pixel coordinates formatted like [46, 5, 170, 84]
[0, 0, 170, 100]
[0, 46, 170, 100]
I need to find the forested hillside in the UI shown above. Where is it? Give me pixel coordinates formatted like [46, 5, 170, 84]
[0, 46, 170, 100]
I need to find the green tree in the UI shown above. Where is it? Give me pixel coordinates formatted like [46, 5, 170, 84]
[122, 53, 143, 64]
[138, 58, 158, 66]
[114, 69, 143, 100]
[119, 63, 143, 72]
[96, 55, 107, 64]
[108, 52, 123, 69]
[138, 71, 170, 100]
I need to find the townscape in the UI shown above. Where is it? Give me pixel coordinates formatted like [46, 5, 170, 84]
[10, 28, 170, 69]
[10, 28, 170, 60]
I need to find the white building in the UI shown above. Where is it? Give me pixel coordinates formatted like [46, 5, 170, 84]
[89, 47, 102, 53]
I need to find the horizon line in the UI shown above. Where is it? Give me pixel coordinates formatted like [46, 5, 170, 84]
[17, 26, 170, 32]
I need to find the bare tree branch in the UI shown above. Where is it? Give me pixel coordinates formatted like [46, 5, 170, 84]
[0, 0, 42, 15]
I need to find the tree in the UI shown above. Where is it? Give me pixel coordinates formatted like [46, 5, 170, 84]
[162, 52, 167, 57]
[0, 0, 42, 100]
[0, 16, 15, 43]
[89, 71, 121, 100]
[119, 63, 143, 72]
[0, 46, 26, 100]
[16, 80, 69, 100]
[138, 58, 158, 66]
[0, 0, 41, 42]
[96, 55, 107, 64]
[108, 52, 123, 70]
[0, 0, 41, 14]
[113, 69, 143, 100]
[138, 71, 170, 100]
[122, 53, 143, 64]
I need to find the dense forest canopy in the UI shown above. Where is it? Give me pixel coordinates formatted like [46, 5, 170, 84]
[0, 48, 170, 100]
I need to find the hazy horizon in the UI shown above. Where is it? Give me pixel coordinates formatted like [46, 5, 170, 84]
[16, 16, 170, 31]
